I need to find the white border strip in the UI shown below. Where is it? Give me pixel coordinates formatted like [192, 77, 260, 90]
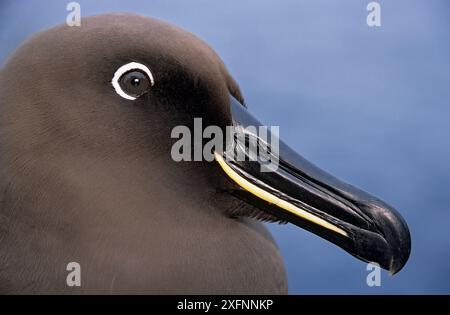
[111, 62, 154, 100]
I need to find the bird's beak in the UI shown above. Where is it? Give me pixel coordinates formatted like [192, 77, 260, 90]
[214, 96, 411, 274]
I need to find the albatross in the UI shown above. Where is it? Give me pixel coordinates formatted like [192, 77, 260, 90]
[0, 14, 411, 294]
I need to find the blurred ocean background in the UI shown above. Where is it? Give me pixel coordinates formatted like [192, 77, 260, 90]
[1, 0, 449, 294]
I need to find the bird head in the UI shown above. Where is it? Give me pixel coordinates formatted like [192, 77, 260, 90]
[0, 13, 411, 275]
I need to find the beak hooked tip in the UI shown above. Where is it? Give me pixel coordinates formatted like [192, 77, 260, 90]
[214, 95, 412, 273]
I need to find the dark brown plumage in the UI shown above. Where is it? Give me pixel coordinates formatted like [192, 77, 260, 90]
[0, 14, 287, 294]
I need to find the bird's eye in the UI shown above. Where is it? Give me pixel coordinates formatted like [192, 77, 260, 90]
[112, 62, 154, 100]
[119, 70, 151, 98]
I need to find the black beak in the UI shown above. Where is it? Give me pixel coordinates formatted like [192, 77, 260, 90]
[215, 96, 411, 274]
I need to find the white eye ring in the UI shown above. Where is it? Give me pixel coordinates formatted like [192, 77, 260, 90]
[112, 62, 155, 100]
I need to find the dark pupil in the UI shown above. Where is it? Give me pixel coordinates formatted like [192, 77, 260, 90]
[131, 78, 141, 87]
[119, 70, 151, 98]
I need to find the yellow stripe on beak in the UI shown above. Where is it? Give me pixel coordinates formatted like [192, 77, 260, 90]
[214, 151, 348, 237]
